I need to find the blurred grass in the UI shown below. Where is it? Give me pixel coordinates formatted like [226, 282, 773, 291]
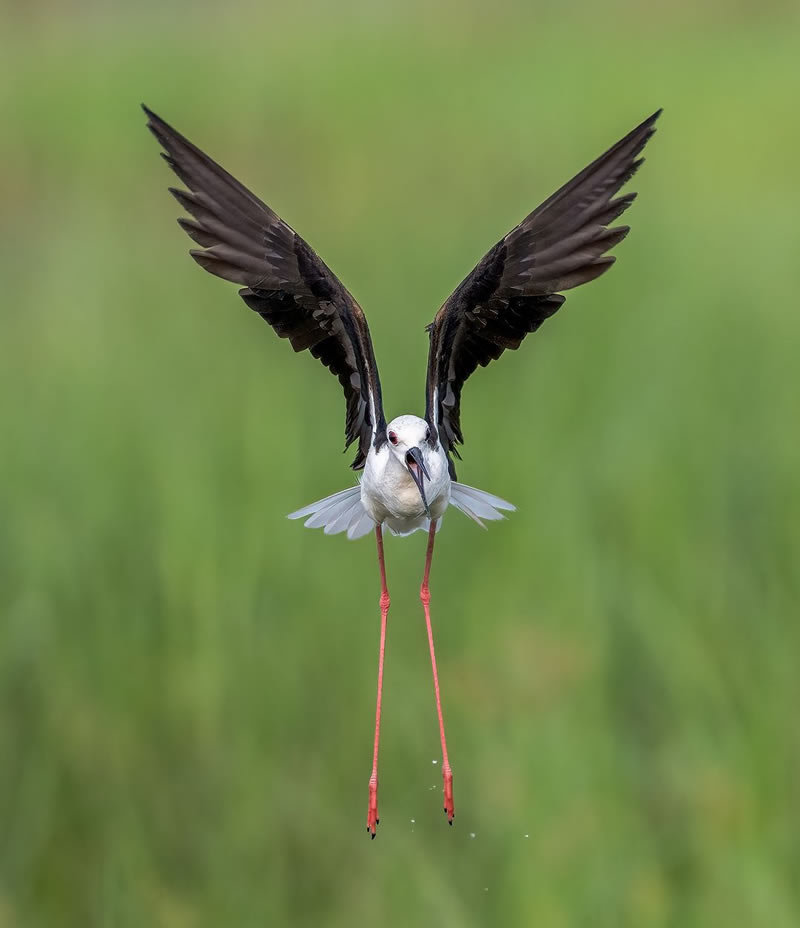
[1, 0, 799, 925]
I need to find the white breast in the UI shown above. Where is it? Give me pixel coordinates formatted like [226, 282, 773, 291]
[361, 443, 451, 535]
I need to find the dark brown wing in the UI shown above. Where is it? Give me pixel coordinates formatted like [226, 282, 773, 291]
[425, 109, 661, 476]
[143, 105, 386, 469]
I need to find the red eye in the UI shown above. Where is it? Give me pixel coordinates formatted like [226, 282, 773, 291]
[388, 431, 398, 445]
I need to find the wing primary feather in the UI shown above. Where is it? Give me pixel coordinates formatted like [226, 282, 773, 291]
[143, 104, 385, 468]
[424, 109, 661, 473]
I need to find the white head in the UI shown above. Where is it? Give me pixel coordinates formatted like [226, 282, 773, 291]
[386, 415, 431, 454]
[385, 415, 434, 515]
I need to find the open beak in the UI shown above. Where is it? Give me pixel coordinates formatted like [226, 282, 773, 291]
[405, 446, 431, 517]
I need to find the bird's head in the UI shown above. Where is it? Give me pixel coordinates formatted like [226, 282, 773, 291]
[385, 415, 434, 516]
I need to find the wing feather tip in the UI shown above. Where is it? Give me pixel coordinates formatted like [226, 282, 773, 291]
[424, 108, 659, 462]
[144, 106, 386, 463]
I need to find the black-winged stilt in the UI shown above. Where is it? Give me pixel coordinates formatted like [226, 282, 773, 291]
[144, 104, 660, 837]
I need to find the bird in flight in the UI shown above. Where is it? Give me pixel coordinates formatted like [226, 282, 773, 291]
[143, 104, 660, 838]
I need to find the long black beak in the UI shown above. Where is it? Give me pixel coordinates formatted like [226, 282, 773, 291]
[405, 447, 431, 517]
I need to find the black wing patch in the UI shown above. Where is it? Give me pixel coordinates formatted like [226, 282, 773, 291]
[143, 105, 386, 469]
[425, 109, 661, 476]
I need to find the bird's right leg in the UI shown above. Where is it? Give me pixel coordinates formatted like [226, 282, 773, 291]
[367, 523, 390, 839]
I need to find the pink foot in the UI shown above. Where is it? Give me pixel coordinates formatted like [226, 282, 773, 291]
[366, 776, 379, 839]
[442, 764, 455, 825]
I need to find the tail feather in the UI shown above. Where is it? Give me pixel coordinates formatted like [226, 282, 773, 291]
[287, 485, 375, 539]
[289, 481, 513, 539]
[347, 509, 376, 540]
[324, 496, 364, 535]
[287, 486, 360, 521]
[449, 482, 516, 528]
[305, 493, 359, 530]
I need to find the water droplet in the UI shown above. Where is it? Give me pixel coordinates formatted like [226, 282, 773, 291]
[432, 759, 438, 765]
[524, 833, 529, 839]
[483, 887, 489, 893]
[410, 819, 415, 824]
[469, 832, 476, 839]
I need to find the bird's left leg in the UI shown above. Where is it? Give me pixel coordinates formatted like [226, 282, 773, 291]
[420, 520, 455, 824]
[366, 523, 390, 839]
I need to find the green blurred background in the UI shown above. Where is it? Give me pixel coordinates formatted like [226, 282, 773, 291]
[1, 0, 799, 924]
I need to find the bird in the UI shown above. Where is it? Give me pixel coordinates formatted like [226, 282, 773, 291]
[143, 103, 660, 838]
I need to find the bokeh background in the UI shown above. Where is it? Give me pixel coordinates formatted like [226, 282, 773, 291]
[1, 0, 799, 925]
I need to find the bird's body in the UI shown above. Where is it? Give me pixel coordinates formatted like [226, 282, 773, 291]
[363, 449, 446, 533]
[143, 102, 660, 838]
[361, 416, 451, 535]
[288, 412, 515, 538]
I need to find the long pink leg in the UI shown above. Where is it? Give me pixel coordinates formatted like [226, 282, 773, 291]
[420, 520, 455, 824]
[367, 523, 390, 839]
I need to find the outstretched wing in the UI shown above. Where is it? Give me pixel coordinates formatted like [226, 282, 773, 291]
[425, 109, 661, 476]
[143, 105, 386, 469]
